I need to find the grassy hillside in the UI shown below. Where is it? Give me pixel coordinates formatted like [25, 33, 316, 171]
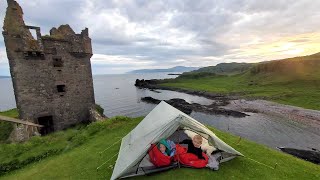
[0, 109, 18, 143]
[0, 116, 319, 179]
[161, 53, 320, 110]
[128, 66, 199, 74]
[188, 62, 254, 75]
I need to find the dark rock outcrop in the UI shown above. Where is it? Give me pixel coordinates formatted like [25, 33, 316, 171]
[141, 96, 161, 104]
[135, 79, 159, 88]
[278, 147, 320, 164]
[141, 97, 192, 114]
[141, 97, 248, 117]
[135, 79, 234, 103]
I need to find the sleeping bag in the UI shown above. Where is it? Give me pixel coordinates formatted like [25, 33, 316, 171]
[174, 144, 208, 168]
[148, 144, 171, 167]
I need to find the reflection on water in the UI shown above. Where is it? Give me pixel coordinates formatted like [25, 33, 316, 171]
[192, 112, 320, 150]
[1, 74, 320, 150]
[93, 73, 213, 117]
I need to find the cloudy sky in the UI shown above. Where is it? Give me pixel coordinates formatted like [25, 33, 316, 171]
[0, 0, 320, 75]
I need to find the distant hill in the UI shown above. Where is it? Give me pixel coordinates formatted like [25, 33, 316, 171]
[188, 62, 254, 75]
[127, 66, 199, 74]
[181, 52, 320, 79]
[161, 52, 320, 110]
[0, 76, 10, 79]
[250, 52, 320, 80]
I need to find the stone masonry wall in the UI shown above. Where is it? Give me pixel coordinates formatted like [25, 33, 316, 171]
[2, 0, 96, 132]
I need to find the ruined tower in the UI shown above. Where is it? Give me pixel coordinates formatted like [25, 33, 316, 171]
[2, 0, 96, 135]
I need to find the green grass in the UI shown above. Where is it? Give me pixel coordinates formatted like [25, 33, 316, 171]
[0, 116, 319, 179]
[160, 67, 320, 110]
[160, 53, 320, 110]
[0, 109, 18, 142]
[0, 109, 18, 118]
[0, 104, 104, 143]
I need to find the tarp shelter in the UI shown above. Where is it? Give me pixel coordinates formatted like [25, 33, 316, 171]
[111, 101, 243, 179]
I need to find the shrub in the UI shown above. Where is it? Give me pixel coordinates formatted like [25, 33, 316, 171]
[0, 122, 13, 143]
[0, 149, 62, 175]
[86, 122, 105, 135]
[70, 132, 89, 147]
[95, 104, 104, 116]
[0, 109, 19, 143]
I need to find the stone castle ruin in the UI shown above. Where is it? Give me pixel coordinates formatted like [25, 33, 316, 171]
[2, 0, 100, 136]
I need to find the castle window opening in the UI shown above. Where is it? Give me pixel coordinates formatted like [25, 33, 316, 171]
[29, 29, 38, 40]
[24, 51, 45, 60]
[38, 116, 54, 135]
[53, 57, 63, 67]
[57, 85, 66, 92]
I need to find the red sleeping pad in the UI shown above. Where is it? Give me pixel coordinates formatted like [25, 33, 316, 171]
[174, 144, 208, 168]
[148, 144, 171, 167]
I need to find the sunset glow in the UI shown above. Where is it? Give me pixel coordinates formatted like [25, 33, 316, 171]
[229, 32, 320, 62]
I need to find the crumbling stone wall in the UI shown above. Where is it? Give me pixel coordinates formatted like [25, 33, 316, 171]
[2, 0, 96, 133]
[9, 123, 40, 142]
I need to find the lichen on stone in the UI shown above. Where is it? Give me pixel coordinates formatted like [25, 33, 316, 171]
[3, 0, 33, 39]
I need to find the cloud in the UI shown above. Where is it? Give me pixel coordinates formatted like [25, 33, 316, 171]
[0, 0, 319, 75]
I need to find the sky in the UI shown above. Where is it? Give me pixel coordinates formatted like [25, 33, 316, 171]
[0, 0, 320, 75]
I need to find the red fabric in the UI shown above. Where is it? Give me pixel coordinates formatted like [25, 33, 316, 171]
[148, 144, 171, 167]
[174, 144, 208, 168]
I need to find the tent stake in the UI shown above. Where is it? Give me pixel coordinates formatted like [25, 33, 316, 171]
[236, 137, 242, 145]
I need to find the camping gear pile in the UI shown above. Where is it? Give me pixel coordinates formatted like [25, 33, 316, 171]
[110, 101, 243, 179]
[174, 143, 209, 168]
[149, 138, 209, 169]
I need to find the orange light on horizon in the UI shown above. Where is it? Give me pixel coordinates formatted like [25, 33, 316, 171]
[229, 32, 320, 62]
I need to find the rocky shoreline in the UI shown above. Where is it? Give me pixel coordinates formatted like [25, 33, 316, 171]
[225, 99, 320, 128]
[135, 78, 320, 128]
[136, 78, 320, 165]
[136, 79, 249, 118]
[135, 79, 236, 101]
